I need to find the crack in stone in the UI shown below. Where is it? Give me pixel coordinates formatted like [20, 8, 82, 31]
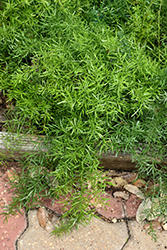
[120, 201, 131, 250]
[15, 210, 29, 250]
[15, 207, 62, 250]
[15, 205, 132, 250]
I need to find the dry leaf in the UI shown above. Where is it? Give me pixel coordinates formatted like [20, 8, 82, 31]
[0, 198, 5, 207]
[151, 221, 162, 230]
[143, 221, 162, 231]
[87, 180, 92, 189]
[89, 197, 102, 209]
[37, 207, 46, 228]
[47, 212, 54, 222]
[124, 173, 138, 183]
[133, 179, 146, 188]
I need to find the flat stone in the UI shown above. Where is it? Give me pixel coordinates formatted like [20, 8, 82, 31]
[162, 222, 167, 231]
[18, 210, 128, 250]
[95, 193, 125, 219]
[123, 221, 167, 250]
[136, 198, 152, 222]
[113, 177, 128, 187]
[136, 198, 166, 222]
[113, 191, 129, 200]
[124, 184, 145, 199]
[125, 194, 142, 218]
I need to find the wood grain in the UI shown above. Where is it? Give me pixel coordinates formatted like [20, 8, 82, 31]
[0, 132, 166, 171]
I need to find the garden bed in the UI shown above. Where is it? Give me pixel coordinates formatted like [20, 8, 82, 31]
[0, 0, 166, 235]
[0, 92, 166, 171]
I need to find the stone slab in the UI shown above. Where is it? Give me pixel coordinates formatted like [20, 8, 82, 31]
[17, 210, 128, 250]
[124, 220, 167, 250]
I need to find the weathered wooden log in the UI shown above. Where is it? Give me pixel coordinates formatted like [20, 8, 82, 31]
[0, 132, 166, 171]
[0, 132, 47, 159]
[99, 153, 137, 170]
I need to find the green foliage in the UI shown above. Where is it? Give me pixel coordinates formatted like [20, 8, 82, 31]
[0, 0, 166, 235]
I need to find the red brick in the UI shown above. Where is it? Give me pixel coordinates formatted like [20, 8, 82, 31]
[95, 193, 125, 219]
[124, 194, 142, 218]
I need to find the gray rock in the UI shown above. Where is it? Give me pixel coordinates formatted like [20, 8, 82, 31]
[124, 184, 144, 199]
[113, 191, 129, 200]
[161, 222, 167, 231]
[136, 198, 152, 222]
[113, 177, 128, 187]
[136, 198, 167, 222]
